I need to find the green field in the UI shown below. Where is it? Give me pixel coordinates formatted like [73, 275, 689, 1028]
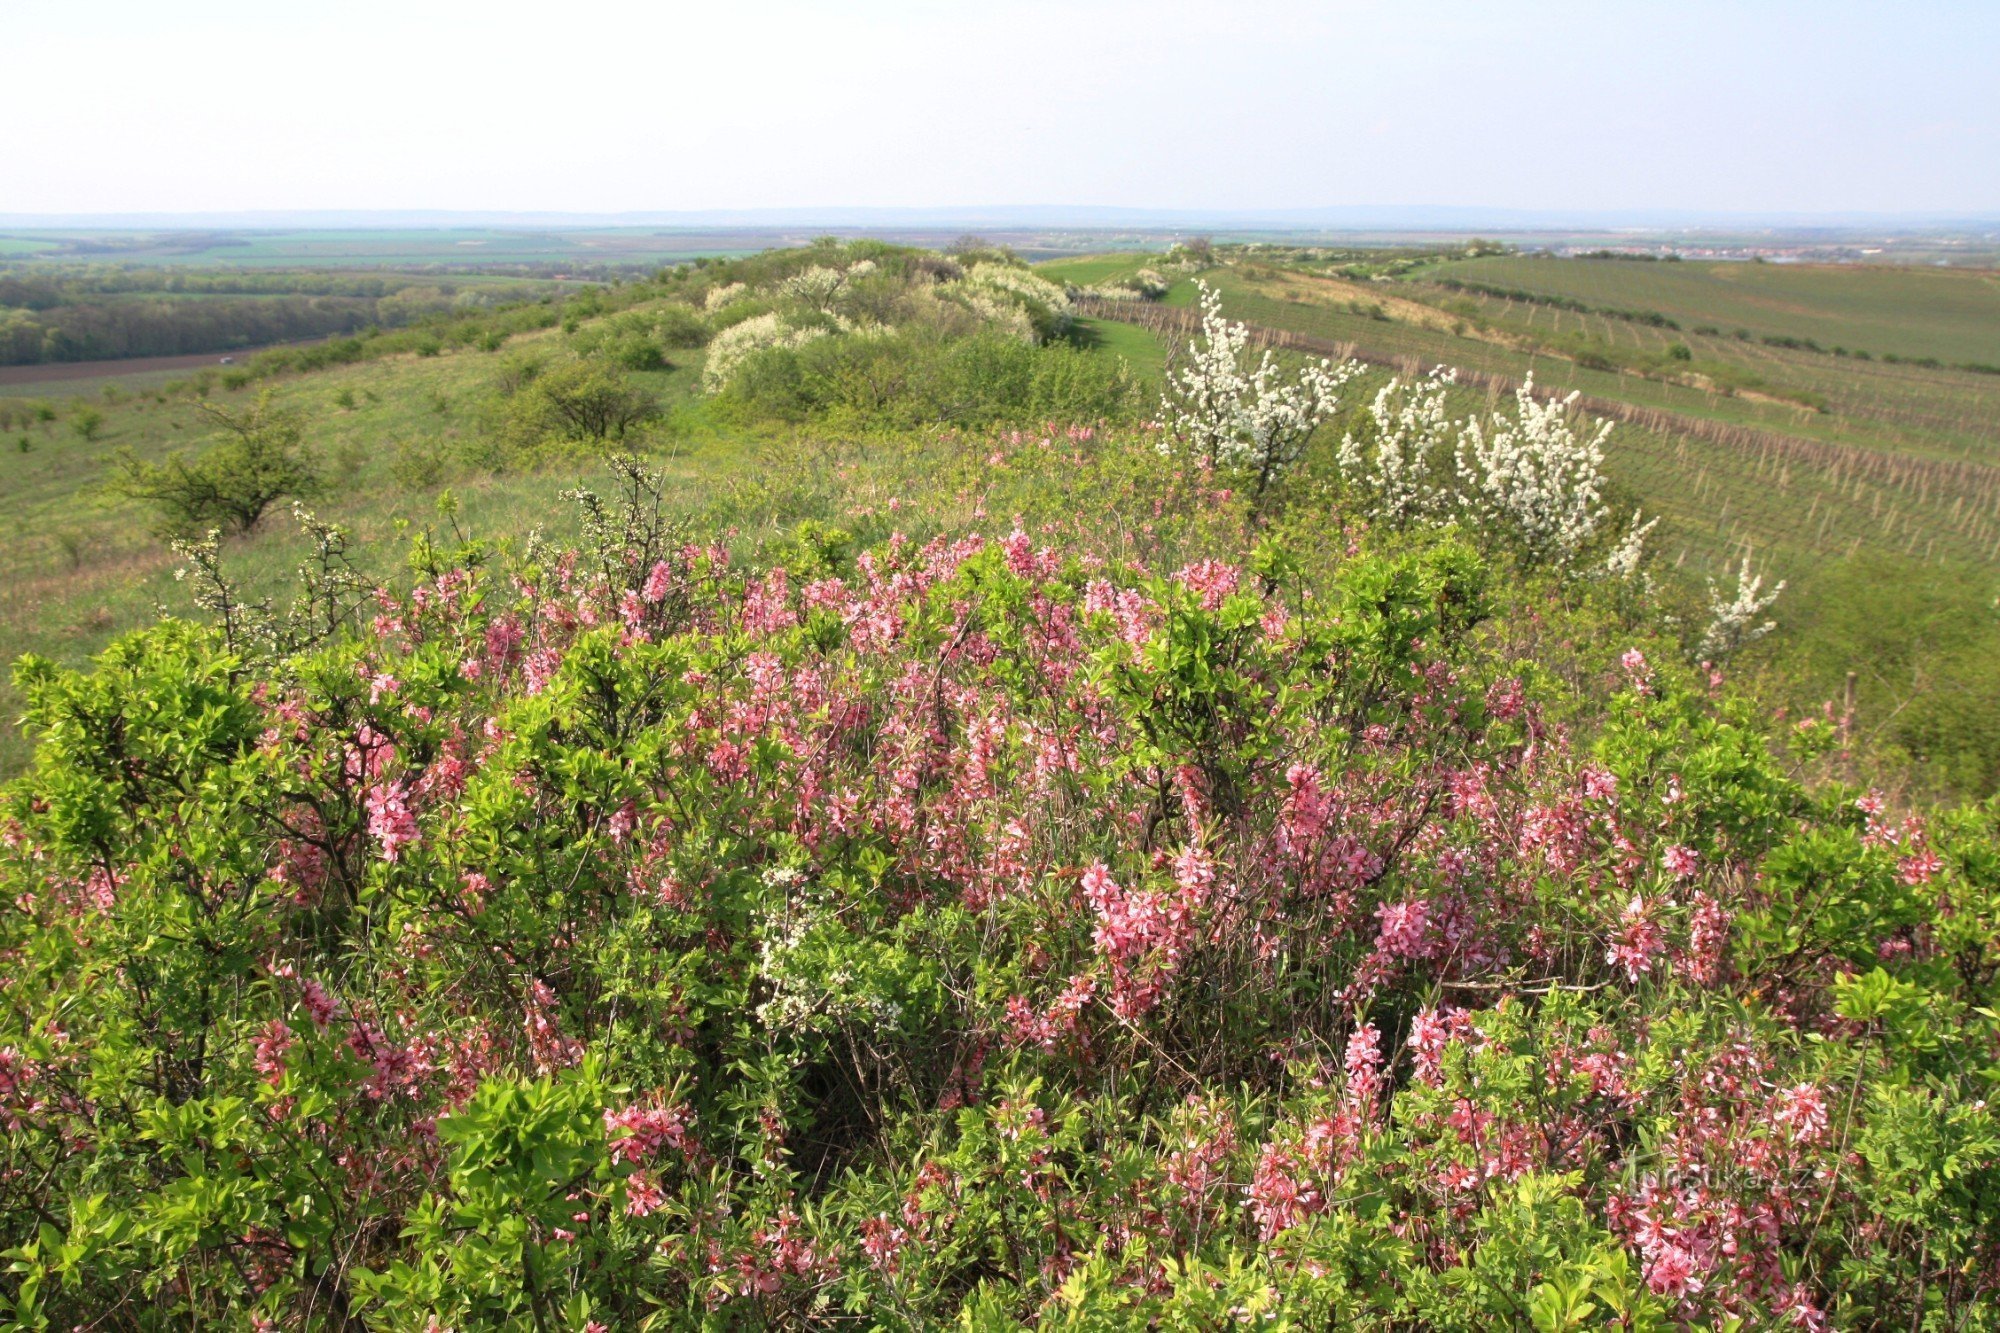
[1423, 254, 2000, 365]
[1074, 314, 1168, 379]
[1034, 252, 1162, 286]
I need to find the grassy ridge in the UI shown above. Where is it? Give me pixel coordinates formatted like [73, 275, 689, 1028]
[4, 242, 1997, 794]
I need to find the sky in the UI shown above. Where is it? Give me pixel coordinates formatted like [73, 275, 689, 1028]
[6, 0, 1998, 220]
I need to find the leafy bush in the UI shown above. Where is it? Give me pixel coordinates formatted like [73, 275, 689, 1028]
[106, 392, 321, 536]
[653, 302, 711, 348]
[3, 445, 1997, 1327]
[500, 357, 658, 445]
[717, 328, 1141, 428]
[68, 404, 103, 441]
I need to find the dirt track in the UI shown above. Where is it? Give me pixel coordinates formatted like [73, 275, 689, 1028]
[0, 343, 319, 389]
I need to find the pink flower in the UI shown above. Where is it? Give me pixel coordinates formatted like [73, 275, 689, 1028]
[605, 1100, 695, 1164]
[1898, 849, 1942, 885]
[300, 978, 342, 1030]
[365, 780, 419, 862]
[1644, 1243, 1704, 1298]
[1661, 844, 1699, 879]
[252, 1019, 292, 1087]
[1375, 898, 1433, 960]
[1770, 1082, 1829, 1143]
[860, 1213, 907, 1274]
[1173, 559, 1241, 611]
[1607, 896, 1665, 982]
[624, 1171, 665, 1218]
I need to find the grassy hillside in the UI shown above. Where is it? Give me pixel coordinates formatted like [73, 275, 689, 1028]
[0, 241, 1161, 774]
[3, 239, 1996, 797]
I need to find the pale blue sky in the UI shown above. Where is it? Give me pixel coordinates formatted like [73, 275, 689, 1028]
[6, 0, 1996, 217]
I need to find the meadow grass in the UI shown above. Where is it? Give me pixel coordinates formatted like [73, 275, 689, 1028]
[1073, 315, 1168, 380]
[1033, 252, 1161, 286]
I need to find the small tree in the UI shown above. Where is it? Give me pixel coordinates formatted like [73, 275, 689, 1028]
[1159, 281, 1355, 503]
[110, 393, 320, 537]
[1698, 556, 1785, 658]
[507, 359, 658, 445]
[70, 405, 104, 442]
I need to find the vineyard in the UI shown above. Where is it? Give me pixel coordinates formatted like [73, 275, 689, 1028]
[1080, 293, 2000, 571]
[1422, 254, 2000, 367]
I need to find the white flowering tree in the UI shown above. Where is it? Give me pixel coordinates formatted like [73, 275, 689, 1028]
[1453, 376, 1614, 568]
[1336, 367, 1458, 523]
[1161, 281, 1357, 501]
[1698, 556, 1785, 658]
[1333, 368, 1653, 577]
[1601, 512, 1659, 585]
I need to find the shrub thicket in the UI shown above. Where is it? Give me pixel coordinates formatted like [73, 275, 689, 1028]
[718, 329, 1140, 428]
[2, 448, 1996, 1328]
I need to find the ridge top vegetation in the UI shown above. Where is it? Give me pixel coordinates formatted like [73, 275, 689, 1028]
[0, 235, 1996, 1329]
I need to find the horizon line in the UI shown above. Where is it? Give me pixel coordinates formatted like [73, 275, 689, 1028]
[4, 205, 1999, 234]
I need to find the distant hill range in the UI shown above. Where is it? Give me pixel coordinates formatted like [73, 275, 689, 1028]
[3, 206, 1997, 234]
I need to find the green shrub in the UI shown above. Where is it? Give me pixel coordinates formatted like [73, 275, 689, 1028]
[107, 393, 320, 536]
[718, 329, 1140, 429]
[390, 436, 451, 489]
[654, 302, 711, 348]
[501, 358, 658, 445]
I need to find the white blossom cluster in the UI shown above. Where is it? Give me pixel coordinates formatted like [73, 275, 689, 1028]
[944, 263, 1074, 342]
[949, 290, 1037, 343]
[752, 867, 904, 1040]
[1335, 369, 1649, 573]
[1337, 368, 1459, 523]
[1698, 556, 1786, 658]
[701, 312, 829, 392]
[1601, 512, 1660, 585]
[1453, 377, 1615, 567]
[1160, 281, 1358, 494]
[782, 265, 848, 312]
[703, 281, 747, 312]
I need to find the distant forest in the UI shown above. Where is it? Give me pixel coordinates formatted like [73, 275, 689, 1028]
[0, 269, 537, 364]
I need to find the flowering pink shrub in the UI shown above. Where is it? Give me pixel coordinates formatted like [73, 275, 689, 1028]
[1, 462, 1997, 1328]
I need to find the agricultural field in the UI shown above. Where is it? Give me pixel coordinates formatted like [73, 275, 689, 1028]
[1421, 254, 2000, 366]
[1148, 262, 2000, 569]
